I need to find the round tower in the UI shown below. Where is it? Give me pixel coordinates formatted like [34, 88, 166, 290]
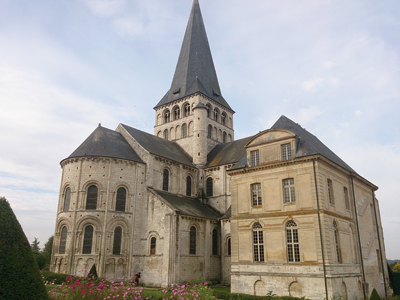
[193, 101, 208, 167]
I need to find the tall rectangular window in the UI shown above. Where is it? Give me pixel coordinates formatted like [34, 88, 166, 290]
[253, 223, 264, 262]
[286, 221, 300, 262]
[250, 150, 259, 167]
[283, 179, 296, 203]
[281, 143, 292, 161]
[344, 187, 350, 210]
[328, 179, 334, 205]
[251, 183, 262, 206]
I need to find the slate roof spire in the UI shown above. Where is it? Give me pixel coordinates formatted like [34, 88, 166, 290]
[155, 0, 231, 110]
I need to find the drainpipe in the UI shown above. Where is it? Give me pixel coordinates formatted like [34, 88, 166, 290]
[350, 176, 366, 300]
[313, 159, 328, 300]
[371, 190, 387, 297]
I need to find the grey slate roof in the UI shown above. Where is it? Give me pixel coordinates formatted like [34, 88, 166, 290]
[120, 124, 194, 167]
[271, 116, 355, 172]
[66, 125, 143, 163]
[155, 0, 232, 111]
[150, 189, 220, 220]
[206, 136, 253, 168]
[230, 115, 355, 172]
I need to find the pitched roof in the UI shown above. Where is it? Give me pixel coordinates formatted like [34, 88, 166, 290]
[120, 124, 194, 167]
[206, 136, 253, 167]
[230, 115, 355, 172]
[66, 125, 143, 163]
[150, 188, 220, 220]
[155, 0, 231, 111]
[271, 115, 355, 172]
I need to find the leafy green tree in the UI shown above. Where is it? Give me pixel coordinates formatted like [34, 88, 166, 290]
[0, 197, 48, 300]
[31, 237, 40, 251]
[32, 250, 46, 270]
[393, 263, 400, 273]
[42, 235, 53, 270]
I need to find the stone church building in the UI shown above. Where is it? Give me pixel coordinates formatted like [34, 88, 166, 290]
[50, 1, 391, 299]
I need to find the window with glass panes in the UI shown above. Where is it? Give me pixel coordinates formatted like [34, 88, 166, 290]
[251, 183, 262, 206]
[63, 187, 71, 211]
[250, 150, 259, 167]
[116, 187, 126, 212]
[253, 223, 264, 262]
[150, 237, 156, 255]
[182, 123, 188, 138]
[283, 179, 296, 203]
[163, 169, 169, 191]
[86, 185, 98, 210]
[83, 225, 94, 254]
[206, 177, 213, 197]
[189, 226, 196, 254]
[281, 143, 292, 161]
[286, 220, 300, 262]
[113, 226, 122, 255]
[212, 229, 218, 255]
[328, 179, 334, 204]
[333, 222, 341, 263]
[59, 226, 67, 254]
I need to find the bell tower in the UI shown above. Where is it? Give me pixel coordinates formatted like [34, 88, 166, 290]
[153, 0, 234, 164]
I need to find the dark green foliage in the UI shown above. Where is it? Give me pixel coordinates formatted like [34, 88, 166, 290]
[41, 270, 69, 284]
[32, 249, 46, 270]
[42, 236, 53, 271]
[0, 197, 48, 300]
[31, 237, 41, 251]
[88, 264, 98, 279]
[370, 288, 381, 300]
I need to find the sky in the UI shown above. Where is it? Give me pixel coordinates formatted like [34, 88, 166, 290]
[0, 0, 399, 259]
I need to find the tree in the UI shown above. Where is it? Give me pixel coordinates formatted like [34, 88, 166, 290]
[31, 237, 40, 251]
[42, 235, 53, 271]
[393, 263, 400, 273]
[369, 288, 381, 300]
[0, 197, 48, 300]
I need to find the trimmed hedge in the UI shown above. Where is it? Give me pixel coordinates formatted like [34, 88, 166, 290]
[0, 197, 48, 300]
[370, 288, 381, 300]
[41, 270, 70, 285]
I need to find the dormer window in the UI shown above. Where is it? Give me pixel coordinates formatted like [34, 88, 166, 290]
[250, 150, 259, 167]
[281, 143, 292, 161]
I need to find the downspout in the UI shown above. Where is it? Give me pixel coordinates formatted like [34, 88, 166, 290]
[313, 159, 329, 300]
[372, 190, 387, 297]
[351, 176, 367, 300]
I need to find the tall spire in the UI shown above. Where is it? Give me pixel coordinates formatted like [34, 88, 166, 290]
[155, 0, 231, 110]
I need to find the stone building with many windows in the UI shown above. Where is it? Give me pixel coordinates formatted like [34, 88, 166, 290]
[50, 1, 390, 299]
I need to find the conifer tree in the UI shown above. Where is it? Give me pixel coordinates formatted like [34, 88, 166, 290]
[0, 197, 48, 300]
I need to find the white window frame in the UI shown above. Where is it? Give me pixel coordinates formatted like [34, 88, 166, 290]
[283, 178, 296, 203]
[251, 183, 262, 206]
[250, 150, 260, 167]
[281, 143, 292, 161]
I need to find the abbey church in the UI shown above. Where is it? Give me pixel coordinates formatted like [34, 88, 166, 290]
[50, 1, 391, 299]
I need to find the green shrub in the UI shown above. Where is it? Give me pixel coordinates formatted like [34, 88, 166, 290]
[0, 197, 48, 300]
[41, 270, 69, 284]
[370, 288, 381, 300]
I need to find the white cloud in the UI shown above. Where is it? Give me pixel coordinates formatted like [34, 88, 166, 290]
[82, 0, 126, 17]
[302, 77, 324, 92]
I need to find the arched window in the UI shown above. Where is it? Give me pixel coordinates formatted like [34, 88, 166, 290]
[184, 103, 190, 117]
[113, 226, 122, 255]
[150, 237, 156, 255]
[186, 176, 192, 196]
[59, 226, 67, 254]
[173, 106, 180, 120]
[164, 129, 169, 140]
[208, 125, 212, 138]
[286, 220, 300, 262]
[253, 223, 264, 262]
[333, 222, 341, 263]
[163, 169, 169, 191]
[206, 177, 213, 197]
[212, 229, 218, 255]
[206, 103, 212, 118]
[182, 123, 188, 138]
[221, 112, 226, 125]
[82, 225, 94, 254]
[86, 185, 98, 210]
[328, 179, 334, 205]
[63, 187, 71, 211]
[214, 108, 219, 121]
[190, 226, 196, 254]
[223, 132, 227, 143]
[227, 237, 231, 256]
[164, 109, 170, 123]
[116, 187, 126, 212]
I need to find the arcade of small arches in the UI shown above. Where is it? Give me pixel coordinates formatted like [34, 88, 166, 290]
[157, 101, 232, 127]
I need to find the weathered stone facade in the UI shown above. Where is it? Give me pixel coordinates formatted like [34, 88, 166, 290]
[50, 1, 390, 299]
